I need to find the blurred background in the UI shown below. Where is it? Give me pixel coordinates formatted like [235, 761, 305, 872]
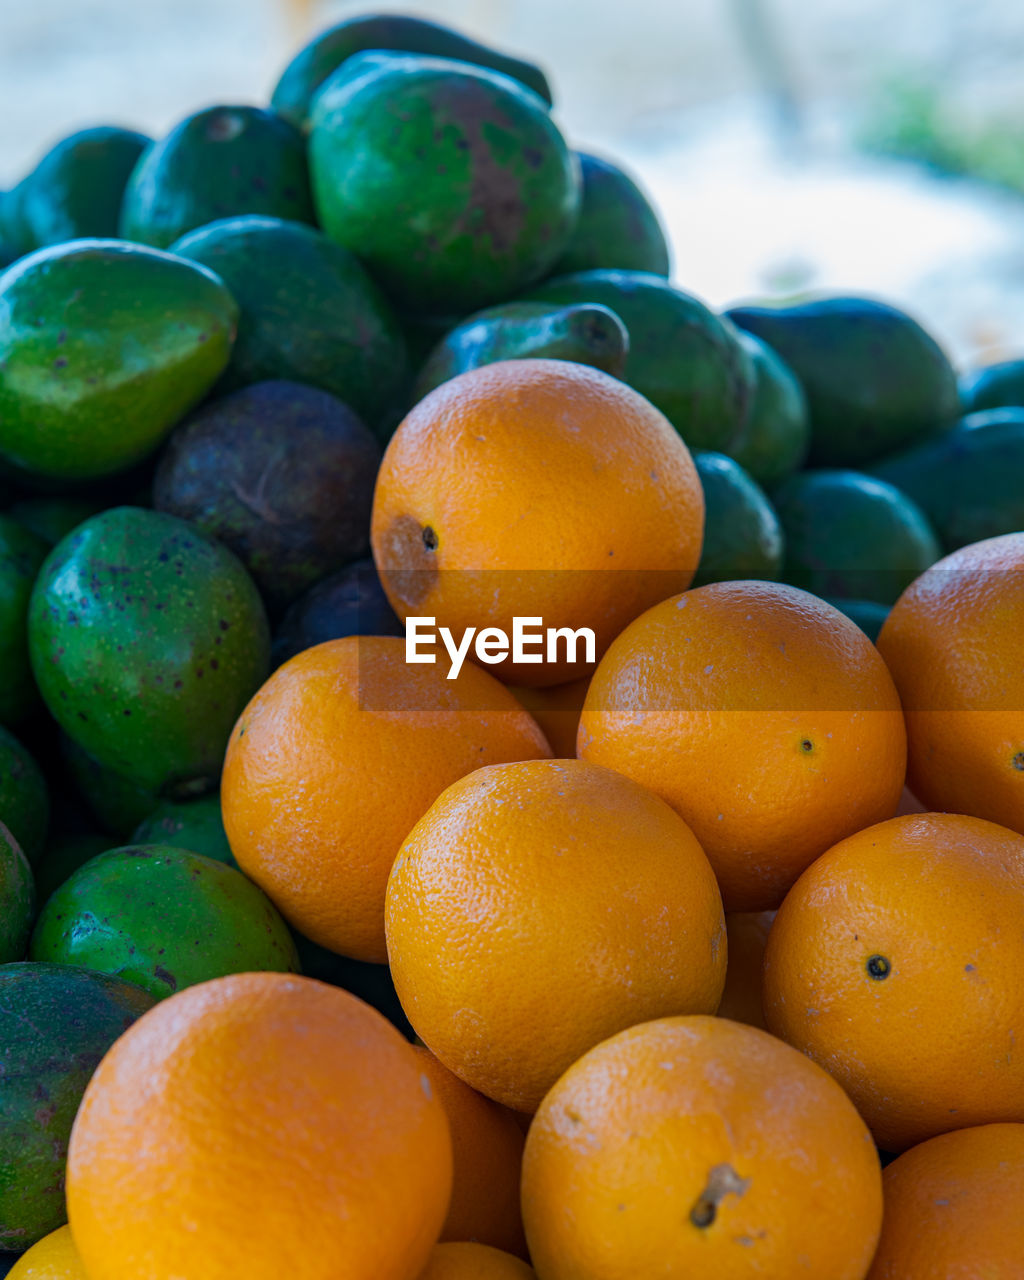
[3, 0, 1024, 365]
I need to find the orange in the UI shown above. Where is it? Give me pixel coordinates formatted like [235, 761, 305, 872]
[763, 812, 1024, 1152]
[370, 359, 704, 687]
[521, 1015, 882, 1280]
[715, 911, 775, 1030]
[866, 1123, 1024, 1278]
[411, 1046, 527, 1257]
[417, 1243, 536, 1280]
[877, 532, 1024, 833]
[222, 636, 550, 961]
[506, 676, 590, 759]
[66, 973, 452, 1280]
[386, 758, 725, 1112]
[8, 1226, 86, 1279]
[578, 581, 906, 910]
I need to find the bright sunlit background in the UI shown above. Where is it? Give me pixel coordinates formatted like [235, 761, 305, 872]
[4, 0, 1024, 365]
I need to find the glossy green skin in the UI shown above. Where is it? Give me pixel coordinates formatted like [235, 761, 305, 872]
[132, 796, 233, 866]
[120, 106, 313, 250]
[31, 845, 300, 1001]
[0, 822, 34, 964]
[35, 833, 110, 904]
[153, 379, 381, 612]
[959, 358, 1024, 413]
[0, 240, 237, 482]
[310, 54, 580, 317]
[8, 496, 107, 546]
[272, 11, 552, 131]
[727, 331, 810, 489]
[0, 517, 47, 726]
[773, 469, 941, 605]
[172, 216, 408, 430]
[692, 451, 784, 587]
[822, 597, 890, 645]
[61, 734, 159, 837]
[726, 297, 960, 467]
[0, 726, 48, 865]
[0, 962, 154, 1249]
[412, 301, 629, 401]
[870, 408, 1024, 553]
[550, 152, 670, 277]
[527, 270, 755, 451]
[29, 507, 270, 797]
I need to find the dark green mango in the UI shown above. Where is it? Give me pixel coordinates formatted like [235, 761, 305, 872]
[0, 962, 155, 1249]
[550, 151, 670, 277]
[8, 495, 108, 546]
[271, 557, 402, 669]
[61, 733, 160, 838]
[773, 469, 941, 604]
[35, 832, 111, 903]
[692, 451, 784, 587]
[120, 105, 313, 249]
[0, 240, 237, 483]
[153, 380, 381, 612]
[0, 822, 33, 964]
[0, 726, 48, 865]
[526, 270, 755, 451]
[131, 794, 233, 865]
[29, 507, 270, 798]
[272, 11, 552, 132]
[726, 297, 959, 467]
[959, 357, 1024, 413]
[0, 516, 47, 727]
[727, 331, 810, 489]
[309, 53, 580, 317]
[172, 216, 408, 429]
[412, 301, 629, 401]
[822, 597, 891, 645]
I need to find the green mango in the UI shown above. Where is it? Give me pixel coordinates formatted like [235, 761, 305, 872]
[726, 297, 959, 467]
[0, 240, 237, 483]
[29, 507, 270, 798]
[172, 216, 408, 429]
[0, 726, 48, 865]
[412, 301, 629, 401]
[959, 357, 1024, 413]
[132, 794, 233, 865]
[0, 516, 48, 726]
[61, 733, 160, 838]
[822, 597, 891, 645]
[550, 151, 670, 277]
[773, 469, 941, 605]
[526, 270, 755, 451]
[120, 105, 313, 250]
[272, 11, 552, 132]
[30, 845, 299, 1001]
[692, 451, 784, 587]
[34, 832, 111, 904]
[309, 53, 580, 317]
[8, 495, 107, 546]
[0, 962, 155, 1250]
[0, 822, 33, 964]
[727, 332, 810, 490]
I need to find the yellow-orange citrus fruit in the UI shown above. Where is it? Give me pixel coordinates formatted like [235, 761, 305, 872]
[715, 911, 775, 1030]
[866, 1123, 1024, 1278]
[411, 1046, 527, 1256]
[417, 1243, 537, 1280]
[386, 759, 725, 1112]
[877, 532, 1024, 833]
[763, 813, 1024, 1152]
[522, 1015, 882, 1280]
[578, 581, 906, 910]
[506, 676, 590, 759]
[371, 359, 704, 686]
[8, 1226, 86, 1279]
[66, 973, 452, 1280]
[222, 636, 550, 961]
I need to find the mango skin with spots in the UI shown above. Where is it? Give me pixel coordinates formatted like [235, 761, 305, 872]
[28, 507, 269, 798]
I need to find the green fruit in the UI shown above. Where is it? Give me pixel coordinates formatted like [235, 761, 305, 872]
[29, 507, 270, 798]
[773, 470, 941, 604]
[131, 795, 233, 865]
[526, 270, 755, 451]
[272, 11, 552, 132]
[0, 726, 48, 864]
[0, 240, 237, 483]
[822, 597, 891, 645]
[61, 734, 160, 837]
[412, 301, 629, 401]
[0, 962, 154, 1249]
[727, 331, 810, 489]
[31, 845, 299, 1000]
[959, 358, 1024, 413]
[550, 151, 670, 277]
[0, 822, 34, 963]
[309, 53, 580, 316]
[172, 216, 408, 429]
[692, 452, 784, 587]
[119, 106, 313, 250]
[8, 495, 108, 546]
[726, 297, 959, 467]
[34, 832, 111, 904]
[0, 516, 48, 726]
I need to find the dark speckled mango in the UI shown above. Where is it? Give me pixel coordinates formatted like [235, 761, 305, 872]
[131, 795, 233, 865]
[551, 151, 670, 277]
[309, 53, 580, 316]
[28, 507, 270, 798]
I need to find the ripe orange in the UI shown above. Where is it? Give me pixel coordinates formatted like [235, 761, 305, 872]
[866, 1123, 1024, 1278]
[411, 1046, 527, 1257]
[763, 812, 1024, 1152]
[877, 532, 1024, 833]
[386, 758, 726, 1112]
[370, 359, 704, 687]
[66, 973, 452, 1280]
[7, 1226, 86, 1278]
[578, 581, 906, 910]
[222, 636, 550, 961]
[715, 911, 775, 1030]
[418, 1243, 536, 1280]
[521, 1015, 882, 1280]
[506, 676, 590, 759]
